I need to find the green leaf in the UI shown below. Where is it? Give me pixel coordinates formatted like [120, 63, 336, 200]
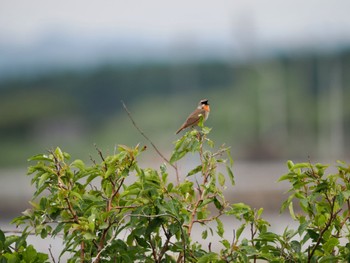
[292, 162, 311, 170]
[216, 218, 224, 238]
[70, 191, 82, 200]
[287, 160, 294, 169]
[22, 245, 40, 261]
[3, 254, 19, 263]
[40, 227, 48, 239]
[167, 182, 174, 192]
[323, 237, 339, 254]
[118, 144, 133, 153]
[307, 229, 320, 242]
[202, 229, 208, 239]
[4, 236, 19, 247]
[174, 137, 185, 151]
[55, 147, 64, 161]
[278, 173, 294, 182]
[39, 197, 48, 210]
[297, 217, 308, 236]
[187, 165, 202, 177]
[220, 239, 231, 249]
[226, 148, 234, 166]
[198, 252, 220, 263]
[37, 172, 50, 188]
[218, 173, 225, 186]
[178, 180, 194, 196]
[145, 217, 164, 237]
[289, 201, 296, 220]
[28, 154, 52, 162]
[83, 232, 96, 240]
[86, 171, 100, 185]
[206, 138, 214, 148]
[104, 165, 116, 178]
[202, 126, 212, 134]
[213, 197, 223, 210]
[258, 232, 278, 242]
[314, 182, 328, 193]
[199, 198, 213, 208]
[71, 159, 85, 170]
[160, 164, 168, 183]
[317, 214, 327, 227]
[226, 165, 235, 185]
[290, 240, 301, 253]
[236, 224, 246, 240]
[52, 222, 65, 237]
[170, 150, 187, 164]
[0, 229, 5, 244]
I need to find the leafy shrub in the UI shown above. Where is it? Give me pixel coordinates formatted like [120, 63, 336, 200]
[2, 126, 350, 262]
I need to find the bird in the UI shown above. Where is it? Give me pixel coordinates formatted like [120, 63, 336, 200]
[175, 99, 210, 134]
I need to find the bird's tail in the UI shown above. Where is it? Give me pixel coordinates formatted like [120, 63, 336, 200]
[175, 126, 184, 134]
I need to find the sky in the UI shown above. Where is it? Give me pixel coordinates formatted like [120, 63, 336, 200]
[1, 0, 350, 73]
[1, 0, 350, 46]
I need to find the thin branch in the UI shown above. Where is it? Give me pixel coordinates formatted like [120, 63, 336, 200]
[308, 196, 340, 262]
[49, 149, 62, 177]
[48, 245, 57, 263]
[158, 225, 172, 262]
[211, 146, 231, 158]
[89, 154, 97, 166]
[80, 241, 85, 263]
[148, 233, 158, 262]
[121, 100, 179, 183]
[186, 133, 211, 236]
[95, 144, 107, 171]
[193, 210, 225, 224]
[250, 222, 257, 263]
[113, 205, 139, 210]
[65, 197, 79, 223]
[232, 229, 236, 245]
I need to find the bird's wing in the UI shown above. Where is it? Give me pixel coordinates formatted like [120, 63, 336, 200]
[176, 109, 206, 134]
[181, 108, 205, 128]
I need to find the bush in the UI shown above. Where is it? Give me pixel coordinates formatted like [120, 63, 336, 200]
[2, 126, 350, 262]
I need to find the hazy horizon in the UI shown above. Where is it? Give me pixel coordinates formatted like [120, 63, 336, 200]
[1, 0, 350, 77]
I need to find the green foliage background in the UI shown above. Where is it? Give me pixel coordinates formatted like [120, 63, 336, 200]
[1, 52, 350, 167]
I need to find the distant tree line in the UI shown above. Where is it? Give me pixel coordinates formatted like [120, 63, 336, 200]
[0, 49, 349, 165]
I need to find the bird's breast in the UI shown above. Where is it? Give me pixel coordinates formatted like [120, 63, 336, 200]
[204, 111, 209, 120]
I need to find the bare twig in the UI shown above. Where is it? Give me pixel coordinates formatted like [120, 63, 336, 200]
[65, 197, 79, 223]
[251, 222, 257, 263]
[193, 210, 225, 224]
[94, 144, 107, 171]
[89, 155, 97, 166]
[232, 229, 236, 245]
[80, 241, 85, 263]
[121, 100, 179, 183]
[48, 245, 57, 263]
[149, 233, 158, 262]
[158, 225, 172, 262]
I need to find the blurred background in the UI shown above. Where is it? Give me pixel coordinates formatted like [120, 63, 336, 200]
[1, 0, 350, 254]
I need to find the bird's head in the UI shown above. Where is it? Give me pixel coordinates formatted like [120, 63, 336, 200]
[198, 99, 210, 112]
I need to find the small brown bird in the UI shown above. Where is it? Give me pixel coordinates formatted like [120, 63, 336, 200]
[176, 99, 210, 134]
